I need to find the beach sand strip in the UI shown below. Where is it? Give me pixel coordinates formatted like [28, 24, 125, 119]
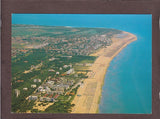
[71, 31, 137, 113]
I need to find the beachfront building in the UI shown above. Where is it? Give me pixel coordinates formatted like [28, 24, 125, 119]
[46, 81, 55, 88]
[51, 85, 65, 93]
[52, 86, 64, 92]
[66, 68, 74, 75]
[85, 63, 92, 66]
[44, 86, 51, 92]
[28, 95, 38, 100]
[47, 90, 64, 95]
[47, 80, 55, 85]
[67, 80, 75, 86]
[39, 97, 54, 102]
[63, 84, 70, 90]
[38, 85, 51, 93]
[37, 86, 43, 92]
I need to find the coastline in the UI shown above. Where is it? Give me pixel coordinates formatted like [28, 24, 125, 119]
[71, 31, 137, 113]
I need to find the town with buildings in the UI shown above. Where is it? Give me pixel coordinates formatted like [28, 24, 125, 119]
[11, 24, 122, 113]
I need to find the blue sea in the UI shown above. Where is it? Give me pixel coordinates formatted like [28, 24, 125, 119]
[98, 15, 152, 114]
[12, 14, 152, 114]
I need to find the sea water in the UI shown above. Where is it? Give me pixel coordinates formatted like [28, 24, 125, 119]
[99, 16, 152, 114]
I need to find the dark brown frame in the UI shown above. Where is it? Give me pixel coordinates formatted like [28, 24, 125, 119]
[1, 0, 160, 119]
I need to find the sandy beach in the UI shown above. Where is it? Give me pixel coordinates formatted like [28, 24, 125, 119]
[71, 31, 137, 113]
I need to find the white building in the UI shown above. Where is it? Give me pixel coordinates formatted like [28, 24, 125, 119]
[66, 68, 74, 75]
[68, 64, 72, 67]
[56, 72, 60, 75]
[48, 69, 55, 72]
[47, 81, 55, 86]
[31, 84, 37, 88]
[39, 97, 54, 102]
[63, 85, 70, 90]
[63, 65, 68, 68]
[33, 79, 41, 83]
[85, 63, 92, 66]
[37, 86, 43, 92]
[49, 57, 56, 61]
[23, 88, 28, 91]
[15, 89, 20, 97]
[28, 96, 38, 100]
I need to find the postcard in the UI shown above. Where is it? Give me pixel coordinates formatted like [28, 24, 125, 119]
[11, 14, 152, 114]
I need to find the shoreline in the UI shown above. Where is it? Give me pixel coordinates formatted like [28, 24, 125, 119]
[71, 31, 137, 113]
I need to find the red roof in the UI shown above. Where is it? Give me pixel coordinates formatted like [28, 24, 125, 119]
[17, 80, 24, 82]
[54, 94, 59, 99]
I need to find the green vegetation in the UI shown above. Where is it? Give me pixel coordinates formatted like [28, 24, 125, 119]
[11, 24, 122, 113]
[44, 85, 79, 113]
[44, 101, 74, 113]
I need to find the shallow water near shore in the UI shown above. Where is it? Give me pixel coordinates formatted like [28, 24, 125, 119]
[99, 17, 152, 113]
